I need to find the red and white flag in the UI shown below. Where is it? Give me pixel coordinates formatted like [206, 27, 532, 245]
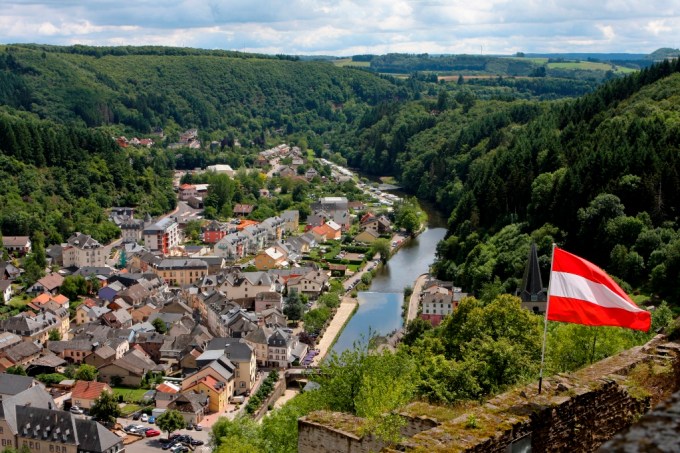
[548, 247, 651, 332]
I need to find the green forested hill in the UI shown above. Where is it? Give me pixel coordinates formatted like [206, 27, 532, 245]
[344, 59, 680, 305]
[0, 44, 404, 141]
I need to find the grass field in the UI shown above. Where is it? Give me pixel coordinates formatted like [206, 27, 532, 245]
[120, 403, 142, 416]
[113, 387, 149, 403]
[547, 61, 637, 73]
[332, 58, 370, 67]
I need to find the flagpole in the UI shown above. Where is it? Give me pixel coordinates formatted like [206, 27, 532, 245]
[538, 243, 556, 395]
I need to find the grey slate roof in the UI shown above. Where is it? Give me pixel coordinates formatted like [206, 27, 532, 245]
[205, 337, 254, 362]
[1, 386, 56, 434]
[0, 374, 37, 397]
[74, 417, 123, 452]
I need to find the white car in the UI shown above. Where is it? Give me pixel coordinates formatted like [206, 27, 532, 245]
[69, 406, 84, 415]
[140, 414, 149, 422]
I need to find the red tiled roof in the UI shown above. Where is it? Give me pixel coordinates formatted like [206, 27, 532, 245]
[52, 294, 69, 305]
[156, 383, 179, 394]
[82, 298, 97, 308]
[180, 184, 195, 190]
[72, 380, 112, 400]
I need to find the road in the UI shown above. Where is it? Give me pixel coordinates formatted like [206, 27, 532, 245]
[406, 274, 428, 322]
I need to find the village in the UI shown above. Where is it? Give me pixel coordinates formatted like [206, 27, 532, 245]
[0, 141, 446, 453]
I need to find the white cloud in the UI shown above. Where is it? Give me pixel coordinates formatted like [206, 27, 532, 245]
[0, 0, 679, 54]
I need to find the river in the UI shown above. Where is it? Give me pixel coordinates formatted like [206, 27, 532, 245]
[331, 197, 447, 355]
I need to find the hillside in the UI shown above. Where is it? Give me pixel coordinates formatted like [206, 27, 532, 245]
[0, 44, 405, 143]
[344, 59, 680, 305]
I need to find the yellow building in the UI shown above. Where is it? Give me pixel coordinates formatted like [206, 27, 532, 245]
[181, 357, 234, 414]
[152, 258, 208, 287]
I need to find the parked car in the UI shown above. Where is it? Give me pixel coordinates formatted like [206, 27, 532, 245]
[190, 439, 204, 446]
[186, 423, 194, 430]
[69, 406, 84, 415]
[148, 416, 156, 424]
[132, 412, 141, 420]
[140, 414, 149, 422]
[144, 429, 161, 437]
[170, 445, 189, 453]
[194, 424, 203, 432]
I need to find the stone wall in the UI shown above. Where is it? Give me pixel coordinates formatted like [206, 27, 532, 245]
[298, 336, 680, 453]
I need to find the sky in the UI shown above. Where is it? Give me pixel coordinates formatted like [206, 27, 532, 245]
[1, 0, 679, 56]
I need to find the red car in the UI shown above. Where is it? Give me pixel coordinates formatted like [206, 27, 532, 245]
[144, 429, 161, 437]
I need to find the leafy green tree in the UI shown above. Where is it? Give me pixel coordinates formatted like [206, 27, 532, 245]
[89, 390, 120, 425]
[6, 365, 26, 376]
[74, 364, 98, 381]
[403, 318, 432, 346]
[370, 238, 391, 263]
[152, 317, 168, 334]
[48, 329, 62, 341]
[284, 290, 305, 321]
[157, 409, 186, 438]
[184, 220, 203, 242]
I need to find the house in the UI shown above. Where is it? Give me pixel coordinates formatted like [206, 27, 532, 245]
[154, 382, 180, 409]
[0, 332, 21, 353]
[0, 312, 61, 345]
[254, 292, 283, 313]
[1, 341, 42, 368]
[0, 374, 38, 398]
[203, 338, 257, 395]
[48, 339, 95, 364]
[31, 292, 70, 310]
[0, 261, 22, 280]
[120, 218, 146, 243]
[285, 233, 316, 255]
[241, 224, 267, 253]
[152, 259, 208, 287]
[328, 264, 348, 277]
[213, 232, 249, 261]
[260, 217, 286, 244]
[311, 197, 351, 230]
[254, 247, 286, 270]
[98, 348, 160, 387]
[166, 392, 208, 424]
[181, 356, 234, 413]
[202, 221, 229, 244]
[267, 327, 307, 368]
[354, 229, 380, 244]
[71, 380, 113, 409]
[0, 280, 12, 304]
[218, 271, 275, 300]
[6, 404, 124, 453]
[233, 204, 254, 217]
[63, 233, 106, 268]
[179, 184, 197, 201]
[311, 223, 341, 241]
[281, 210, 299, 233]
[361, 214, 392, 234]
[29, 273, 64, 295]
[130, 304, 157, 324]
[420, 281, 467, 326]
[305, 168, 319, 180]
[143, 217, 180, 254]
[102, 309, 133, 329]
[287, 270, 329, 299]
[279, 166, 296, 178]
[260, 307, 287, 329]
[2, 236, 31, 255]
[75, 305, 111, 325]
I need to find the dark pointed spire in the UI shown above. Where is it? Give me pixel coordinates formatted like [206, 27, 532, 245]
[519, 243, 547, 306]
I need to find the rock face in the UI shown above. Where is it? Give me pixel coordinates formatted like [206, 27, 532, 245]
[298, 336, 680, 453]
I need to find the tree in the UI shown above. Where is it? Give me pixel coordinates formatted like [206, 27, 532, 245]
[6, 365, 26, 376]
[152, 317, 168, 334]
[75, 364, 98, 381]
[89, 390, 120, 425]
[370, 238, 391, 263]
[403, 318, 432, 346]
[157, 409, 186, 438]
[48, 329, 62, 341]
[284, 290, 305, 321]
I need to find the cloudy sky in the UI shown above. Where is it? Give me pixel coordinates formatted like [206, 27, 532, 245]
[2, 0, 679, 55]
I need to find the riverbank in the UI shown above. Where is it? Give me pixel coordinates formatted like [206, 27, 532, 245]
[312, 296, 359, 365]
